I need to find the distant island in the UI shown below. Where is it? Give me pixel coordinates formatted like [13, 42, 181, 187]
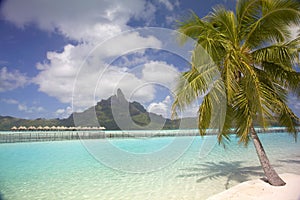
[0, 89, 197, 131]
[1, 89, 296, 131]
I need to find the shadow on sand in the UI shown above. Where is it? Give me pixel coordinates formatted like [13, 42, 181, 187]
[277, 155, 300, 164]
[177, 161, 273, 189]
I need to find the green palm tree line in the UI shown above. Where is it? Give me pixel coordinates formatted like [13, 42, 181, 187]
[172, 0, 300, 186]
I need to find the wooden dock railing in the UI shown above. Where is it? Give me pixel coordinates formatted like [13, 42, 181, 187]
[0, 127, 299, 143]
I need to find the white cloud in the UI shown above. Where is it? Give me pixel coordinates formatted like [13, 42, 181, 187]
[148, 95, 199, 118]
[180, 103, 199, 118]
[147, 95, 171, 117]
[142, 61, 180, 90]
[1, 0, 185, 114]
[1, 0, 164, 111]
[2, 98, 45, 114]
[0, 67, 28, 92]
[55, 106, 73, 119]
[114, 54, 149, 69]
[33, 32, 162, 109]
[18, 103, 45, 113]
[290, 24, 300, 39]
[136, 1, 157, 26]
[93, 32, 162, 58]
[0, 0, 151, 42]
[55, 109, 65, 115]
[165, 15, 179, 25]
[158, 0, 174, 11]
[17, 103, 44, 113]
[93, 60, 180, 106]
[1, 98, 19, 105]
[94, 66, 157, 104]
[17, 104, 27, 111]
[33, 44, 81, 103]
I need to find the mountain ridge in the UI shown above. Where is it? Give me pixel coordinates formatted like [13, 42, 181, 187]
[0, 89, 197, 131]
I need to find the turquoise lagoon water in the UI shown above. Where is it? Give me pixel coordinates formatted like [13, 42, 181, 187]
[0, 132, 300, 200]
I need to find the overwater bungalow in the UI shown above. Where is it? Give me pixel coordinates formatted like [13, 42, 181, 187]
[18, 126, 27, 131]
[28, 126, 37, 131]
[10, 125, 106, 131]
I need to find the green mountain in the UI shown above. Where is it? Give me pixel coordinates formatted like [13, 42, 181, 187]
[0, 116, 73, 131]
[0, 89, 197, 131]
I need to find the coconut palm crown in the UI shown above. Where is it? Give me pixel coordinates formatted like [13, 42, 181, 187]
[172, 0, 300, 186]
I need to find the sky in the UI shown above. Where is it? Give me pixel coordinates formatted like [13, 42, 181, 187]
[0, 0, 299, 120]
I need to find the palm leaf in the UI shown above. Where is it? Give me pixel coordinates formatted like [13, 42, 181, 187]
[198, 78, 226, 136]
[172, 0, 300, 146]
[243, 0, 300, 49]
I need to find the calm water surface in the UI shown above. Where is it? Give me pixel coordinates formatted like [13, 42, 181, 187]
[0, 132, 299, 200]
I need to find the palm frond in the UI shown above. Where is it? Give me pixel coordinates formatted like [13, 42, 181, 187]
[243, 0, 300, 49]
[198, 78, 226, 136]
[177, 11, 215, 45]
[171, 63, 220, 113]
[252, 36, 300, 67]
[236, 0, 262, 40]
[172, 45, 221, 117]
[231, 83, 252, 145]
[206, 6, 238, 45]
[173, 0, 300, 147]
[252, 67, 299, 138]
[278, 103, 299, 140]
[218, 104, 234, 145]
[222, 50, 241, 102]
[177, 11, 228, 64]
[261, 62, 300, 93]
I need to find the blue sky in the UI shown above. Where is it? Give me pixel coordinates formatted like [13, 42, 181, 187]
[0, 0, 299, 120]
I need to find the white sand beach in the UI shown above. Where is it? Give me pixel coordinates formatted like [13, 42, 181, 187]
[207, 173, 300, 200]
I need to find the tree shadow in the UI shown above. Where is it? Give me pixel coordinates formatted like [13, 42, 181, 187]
[277, 155, 300, 164]
[177, 161, 271, 189]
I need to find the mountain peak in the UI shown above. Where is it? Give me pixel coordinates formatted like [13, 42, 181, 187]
[0, 89, 191, 130]
[117, 88, 125, 100]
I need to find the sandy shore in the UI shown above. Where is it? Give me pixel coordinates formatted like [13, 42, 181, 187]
[207, 173, 300, 200]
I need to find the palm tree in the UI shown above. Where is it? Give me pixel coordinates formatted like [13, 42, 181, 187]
[172, 0, 300, 186]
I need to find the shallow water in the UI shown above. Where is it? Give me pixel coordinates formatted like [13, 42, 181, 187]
[0, 132, 299, 200]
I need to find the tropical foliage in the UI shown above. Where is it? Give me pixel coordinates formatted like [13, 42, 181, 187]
[172, 0, 300, 186]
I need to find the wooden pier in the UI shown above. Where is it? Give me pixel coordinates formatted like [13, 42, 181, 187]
[0, 130, 198, 143]
[0, 131, 106, 143]
[0, 127, 299, 143]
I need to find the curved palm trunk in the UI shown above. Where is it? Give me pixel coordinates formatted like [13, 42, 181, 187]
[250, 125, 286, 186]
